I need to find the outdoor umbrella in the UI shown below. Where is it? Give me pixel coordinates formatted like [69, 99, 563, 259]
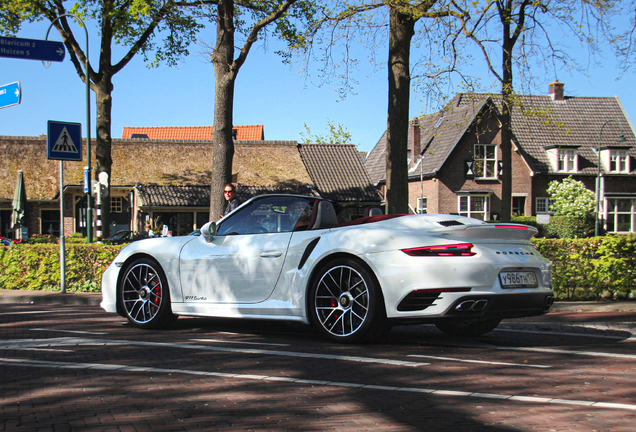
[11, 170, 28, 238]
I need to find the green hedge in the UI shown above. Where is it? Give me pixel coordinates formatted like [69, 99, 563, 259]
[0, 243, 123, 292]
[1, 237, 636, 300]
[533, 236, 636, 300]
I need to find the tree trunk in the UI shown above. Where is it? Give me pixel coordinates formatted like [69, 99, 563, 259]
[95, 78, 114, 237]
[500, 18, 513, 223]
[210, 0, 237, 220]
[385, 7, 415, 215]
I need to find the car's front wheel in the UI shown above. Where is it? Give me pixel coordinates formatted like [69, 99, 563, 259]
[119, 258, 176, 329]
[310, 258, 387, 343]
[435, 318, 501, 337]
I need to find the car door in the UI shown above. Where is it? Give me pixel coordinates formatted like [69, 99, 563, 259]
[179, 196, 311, 304]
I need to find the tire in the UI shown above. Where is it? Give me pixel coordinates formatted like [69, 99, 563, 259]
[119, 258, 176, 329]
[435, 318, 501, 337]
[310, 258, 387, 343]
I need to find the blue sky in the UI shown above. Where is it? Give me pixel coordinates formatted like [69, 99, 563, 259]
[1, 19, 634, 153]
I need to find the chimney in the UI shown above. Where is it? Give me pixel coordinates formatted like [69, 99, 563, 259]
[410, 119, 421, 169]
[549, 81, 564, 101]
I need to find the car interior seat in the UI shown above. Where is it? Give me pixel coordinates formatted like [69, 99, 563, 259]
[364, 206, 384, 217]
[309, 200, 339, 230]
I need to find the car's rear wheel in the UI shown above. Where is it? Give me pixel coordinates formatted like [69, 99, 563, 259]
[310, 258, 387, 343]
[119, 258, 176, 329]
[435, 318, 501, 337]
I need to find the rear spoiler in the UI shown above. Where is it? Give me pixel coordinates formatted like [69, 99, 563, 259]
[429, 223, 538, 241]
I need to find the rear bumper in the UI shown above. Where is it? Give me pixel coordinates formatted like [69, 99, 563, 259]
[391, 291, 554, 325]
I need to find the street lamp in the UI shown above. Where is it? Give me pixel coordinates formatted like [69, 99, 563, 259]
[595, 119, 626, 236]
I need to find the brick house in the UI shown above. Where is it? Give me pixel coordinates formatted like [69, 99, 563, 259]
[0, 129, 379, 239]
[364, 82, 636, 233]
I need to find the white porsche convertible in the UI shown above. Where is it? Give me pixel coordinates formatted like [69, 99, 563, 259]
[101, 194, 554, 342]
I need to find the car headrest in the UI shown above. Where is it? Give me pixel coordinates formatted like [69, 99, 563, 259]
[310, 200, 338, 230]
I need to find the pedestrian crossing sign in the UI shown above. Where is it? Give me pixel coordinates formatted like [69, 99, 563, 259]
[47, 120, 82, 161]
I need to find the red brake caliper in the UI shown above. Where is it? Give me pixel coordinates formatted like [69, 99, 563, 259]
[153, 280, 161, 306]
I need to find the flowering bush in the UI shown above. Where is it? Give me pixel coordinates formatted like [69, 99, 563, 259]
[547, 176, 596, 217]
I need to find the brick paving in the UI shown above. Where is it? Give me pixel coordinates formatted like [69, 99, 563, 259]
[1, 294, 636, 431]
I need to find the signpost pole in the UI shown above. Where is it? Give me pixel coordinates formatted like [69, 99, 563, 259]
[45, 14, 93, 243]
[59, 161, 66, 293]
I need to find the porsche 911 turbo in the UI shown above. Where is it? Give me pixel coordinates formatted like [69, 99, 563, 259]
[101, 194, 554, 342]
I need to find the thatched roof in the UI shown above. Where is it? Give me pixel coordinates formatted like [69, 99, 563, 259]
[0, 137, 312, 201]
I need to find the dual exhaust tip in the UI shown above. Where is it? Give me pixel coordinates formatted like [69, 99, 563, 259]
[455, 295, 555, 313]
[455, 299, 489, 312]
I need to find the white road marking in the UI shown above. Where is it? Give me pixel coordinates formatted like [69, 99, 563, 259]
[192, 338, 290, 347]
[0, 337, 429, 366]
[0, 310, 73, 316]
[0, 347, 74, 352]
[495, 327, 635, 340]
[408, 354, 550, 368]
[31, 328, 108, 335]
[500, 346, 636, 360]
[0, 356, 634, 411]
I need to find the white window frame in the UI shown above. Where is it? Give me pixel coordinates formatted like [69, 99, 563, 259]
[536, 197, 555, 214]
[458, 195, 490, 220]
[604, 198, 636, 233]
[474, 144, 498, 179]
[417, 197, 427, 214]
[609, 150, 630, 173]
[558, 149, 578, 173]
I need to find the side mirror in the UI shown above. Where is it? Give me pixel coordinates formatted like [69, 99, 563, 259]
[201, 221, 216, 242]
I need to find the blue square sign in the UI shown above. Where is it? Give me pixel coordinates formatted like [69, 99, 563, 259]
[47, 121, 82, 161]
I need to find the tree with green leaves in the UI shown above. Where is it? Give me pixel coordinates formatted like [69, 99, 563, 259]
[9, 0, 204, 237]
[205, 0, 317, 218]
[458, 0, 618, 222]
[298, 1, 466, 214]
[547, 176, 595, 217]
[300, 119, 353, 144]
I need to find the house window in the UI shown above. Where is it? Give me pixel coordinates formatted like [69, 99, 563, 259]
[458, 195, 490, 221]
[605, 198, 635, 233]
[41, 210, 60, 236]
[474, 144, 497, 179]
[512, 197, 526, 216]
[558, 149, 577, 172]
[536, 197, 555, 214]
[610, 150, 629, 173]
[111, 196, 123, 213]
[417, 197, 427, 214]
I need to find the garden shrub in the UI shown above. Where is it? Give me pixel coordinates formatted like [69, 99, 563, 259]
[533, 235, 636, 300]
[0, 243, 122, 292]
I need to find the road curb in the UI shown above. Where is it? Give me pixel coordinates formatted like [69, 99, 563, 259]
[0, 290, 101, 306]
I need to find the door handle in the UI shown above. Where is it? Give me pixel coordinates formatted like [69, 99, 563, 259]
[260, 251, 282, 258]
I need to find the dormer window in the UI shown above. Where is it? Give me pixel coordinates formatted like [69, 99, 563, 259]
[474, 144, 497, 179]
[610, 150, 629, 173]
[598, 146, 632, 174]
[558, 149, 577, 172]
[545, 145, 580, 173]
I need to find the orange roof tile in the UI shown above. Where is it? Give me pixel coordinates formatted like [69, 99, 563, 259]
[122, 125, 264, 141]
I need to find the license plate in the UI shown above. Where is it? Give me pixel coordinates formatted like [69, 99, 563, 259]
[499, 271, 538, 288]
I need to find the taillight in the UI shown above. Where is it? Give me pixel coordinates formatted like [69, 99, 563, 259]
[495, 225, 529, 230]
[401, 243, 476, 257]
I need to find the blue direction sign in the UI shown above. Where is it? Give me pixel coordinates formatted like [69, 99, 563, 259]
[47, 121, 82, 161]
[0, 36, 65, 62]
[0, 81, 21, 109]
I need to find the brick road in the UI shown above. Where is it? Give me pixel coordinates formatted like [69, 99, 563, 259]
[1, 294, 635, 431]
